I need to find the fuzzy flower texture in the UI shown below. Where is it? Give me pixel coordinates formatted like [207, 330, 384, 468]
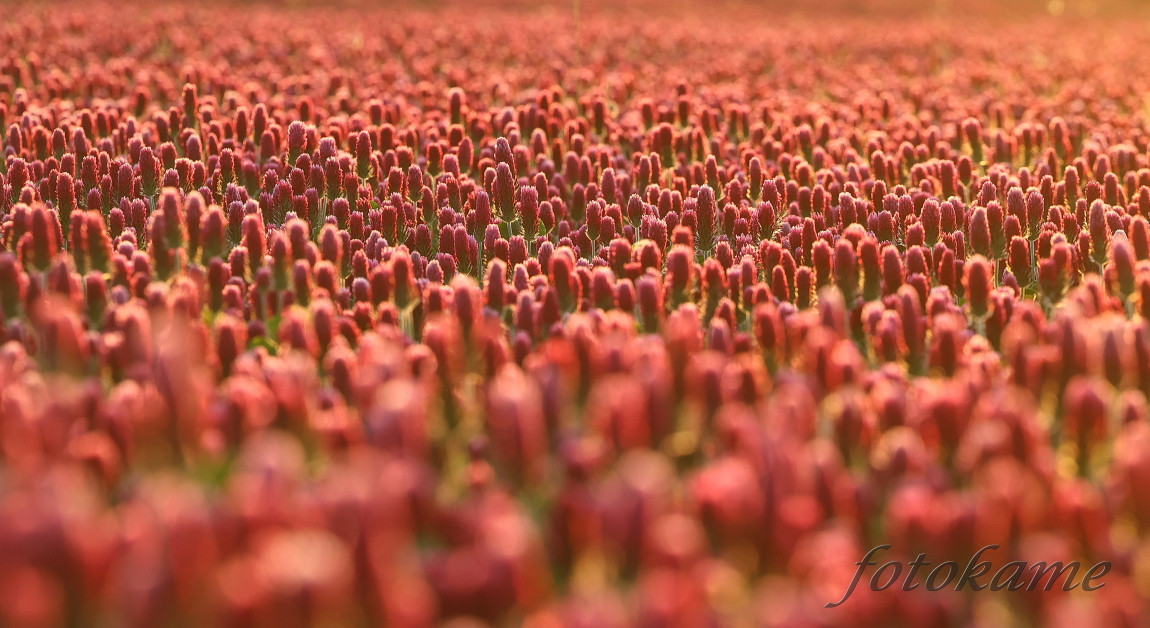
[2, 1, 1150, 627]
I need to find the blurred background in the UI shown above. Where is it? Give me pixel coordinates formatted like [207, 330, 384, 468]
[12, 0, 1150, 19]
[245, 0, 1150, 19]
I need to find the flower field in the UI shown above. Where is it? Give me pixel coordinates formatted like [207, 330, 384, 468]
[2, 0, 1150, 625]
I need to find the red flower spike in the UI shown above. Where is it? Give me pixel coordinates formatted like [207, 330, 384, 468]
[694, 184, 717, 254]
[634, 274, 664, 334]
[518, 186, 540, 244]
[1008, 236, 1032, 288]
[286, 121, 306, 165]
[1101, 324, 1129, 388]
[664, 244, 694, 309]
[1022, 192, 1043, 241]
[832, 239, 857, 303]
[1061, 377, 1110, 474]
[139, 146, 160, 198]
[68, 210, 86, 274]
[0, 253, 27, 319]
[1138, 275, 1150, 322]
[241, 214, 265, 279]
[880, 244, 903, 297]
[36, 300, 89, 374]
[962, 117, 984, 163]
[483, 260, 508, 312]
[968, 206, 991, 258]
[1106, 232, 1137, 298]
[22, 205, 61, 271]
[1003, 213, 1022, 245]
[1089, 200, 1110, 266]
[811, 240, 832, 291]
[859, 237, 881, 301]
[1129, 215, 1150, 260]
[963, 255, 993, 319]
[492, 162, 517, 225]
[794, 266, 813, 310]
[590, 267, 616, 312]
[56, 171, 76, 233]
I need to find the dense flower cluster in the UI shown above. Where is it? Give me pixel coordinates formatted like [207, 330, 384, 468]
[2, 1, 1150, 626]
